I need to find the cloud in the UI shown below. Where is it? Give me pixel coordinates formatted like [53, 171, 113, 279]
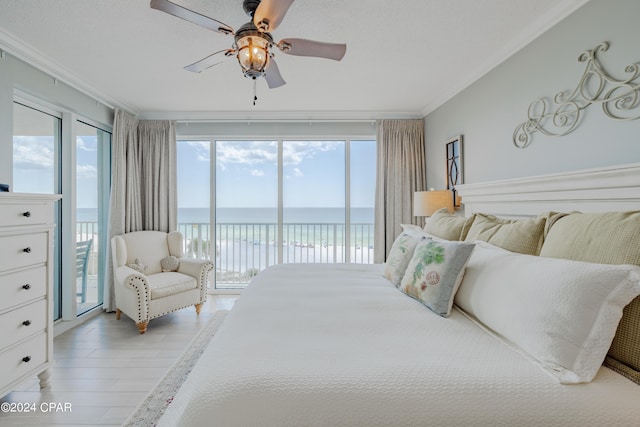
[182, 140, 211, 162]
[183, 140, 342, 179]
[282, 141, 341, 166]
[13, 137, 55, 170]
[216, 141, 277, 166]
[76, 136, 97, 152]
[285, 167, 304, 180]
[77, 164, 97, 179]
[215, 140, 341, 167]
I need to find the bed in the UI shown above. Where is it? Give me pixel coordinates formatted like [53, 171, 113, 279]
[158, 162, 640, 427]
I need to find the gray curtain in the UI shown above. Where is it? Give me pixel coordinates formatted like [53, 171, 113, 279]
[374, 119, 426, 263]
[104, 110, 177, 311]
[137, 120, 177, 232]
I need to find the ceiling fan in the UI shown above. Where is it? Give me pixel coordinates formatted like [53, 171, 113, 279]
[150, 0, 347, 99]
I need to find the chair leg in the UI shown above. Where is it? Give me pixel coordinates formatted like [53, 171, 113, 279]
[136, 322, 148, 334]
[195, 303, 203, 315]
[116, 309, 122, 320]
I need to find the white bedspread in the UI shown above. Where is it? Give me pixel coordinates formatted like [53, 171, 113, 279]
[159, 264, 640, 427]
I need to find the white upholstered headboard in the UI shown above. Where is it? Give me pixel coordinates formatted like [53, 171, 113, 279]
[455, 162, 640, 218]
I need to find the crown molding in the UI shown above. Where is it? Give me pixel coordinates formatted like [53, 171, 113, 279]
[0, 27, 136, 115]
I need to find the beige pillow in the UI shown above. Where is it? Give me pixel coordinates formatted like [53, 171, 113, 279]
[540, 211, 640, 264]
[464, 214, 546, 255]
[540, 211, 640, 384]
[424, 208, 475, 241]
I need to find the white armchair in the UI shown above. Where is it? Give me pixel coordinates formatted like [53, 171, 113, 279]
[111, 230, 213, 334]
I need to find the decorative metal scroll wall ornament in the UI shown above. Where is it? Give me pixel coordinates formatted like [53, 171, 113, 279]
[446, 135, 463, 207]
[513, 42, 640, 148]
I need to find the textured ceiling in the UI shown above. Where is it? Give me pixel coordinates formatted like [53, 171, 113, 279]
[0, 0, 589, 120]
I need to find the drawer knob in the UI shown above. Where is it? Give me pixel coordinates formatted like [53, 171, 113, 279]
[22, 356, 31, 363]
[23, 211, 31, 217]
[22, 320, 31, 326]
[23, 247, 31, 253]
[22, 284, 31, 290]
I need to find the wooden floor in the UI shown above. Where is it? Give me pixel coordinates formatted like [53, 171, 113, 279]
[0, 296, 237, 426]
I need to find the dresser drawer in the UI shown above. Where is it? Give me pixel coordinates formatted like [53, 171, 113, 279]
[0, 233, 48, 271]
[0, 300, 46, 349]
[0, 333, 47, 389]
[0, 266, 47, 312]
[0, 202, 52, 227]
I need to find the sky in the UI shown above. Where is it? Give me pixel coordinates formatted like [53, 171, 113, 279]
[13, 133, 100, 209]
[13, 132, 376, 213]
[177, 140, 376, 209]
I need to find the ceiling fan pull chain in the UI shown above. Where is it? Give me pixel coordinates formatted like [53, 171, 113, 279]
[253, 79, 258, 105]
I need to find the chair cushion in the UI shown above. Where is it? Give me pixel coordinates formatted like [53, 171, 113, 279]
[147, 272, 197, 300]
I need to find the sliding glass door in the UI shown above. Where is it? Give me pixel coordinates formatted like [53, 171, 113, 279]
[283, 141, 345, 263]
[176, 138, 376, 292]
[13, 99, 112, 320]
[215, 141, 278, 287]
[75, 121, 111, 315]
[13, 101, 63, 319]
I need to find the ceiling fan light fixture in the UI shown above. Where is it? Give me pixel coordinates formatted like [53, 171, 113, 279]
[151, 0, 346, 92]
[237, 35, 271, 79]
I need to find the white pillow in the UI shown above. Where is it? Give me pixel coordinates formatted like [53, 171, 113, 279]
[455, 241, 640, 384]
[400, 223, 446, 242]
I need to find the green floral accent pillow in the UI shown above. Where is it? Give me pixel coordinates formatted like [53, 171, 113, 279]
[383, 232, 422, 287]
[400, 239, 475, 317]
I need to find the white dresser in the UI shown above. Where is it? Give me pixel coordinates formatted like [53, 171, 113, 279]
[0, 193, 60, 398]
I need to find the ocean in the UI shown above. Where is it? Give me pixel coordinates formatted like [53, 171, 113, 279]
[180, 207, 374, 224]
[77, 207, 374, 224]
[77, 207, 375, 282]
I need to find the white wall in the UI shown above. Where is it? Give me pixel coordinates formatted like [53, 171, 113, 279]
[424, 0, 640, 189]
[0, 53, 113, 187]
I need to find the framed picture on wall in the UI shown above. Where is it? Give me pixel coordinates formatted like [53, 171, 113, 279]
[445, 135, 463, 207]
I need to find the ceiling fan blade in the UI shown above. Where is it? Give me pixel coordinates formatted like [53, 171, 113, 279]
[277, 38, 346, 61]
[253, 0, 294, 32]
[184, 49, 234, 73]
[264, 58, 286, 89]
[150, 0, 234, 35]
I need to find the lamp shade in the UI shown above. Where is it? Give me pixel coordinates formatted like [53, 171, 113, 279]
[414, 190, 454, 216]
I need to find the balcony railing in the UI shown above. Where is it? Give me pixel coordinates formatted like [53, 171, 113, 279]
[77, 221, 374, 290]
[177, 222, 375, 288]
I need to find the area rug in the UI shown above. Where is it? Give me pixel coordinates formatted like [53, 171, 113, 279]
[122, 310, 229, 427]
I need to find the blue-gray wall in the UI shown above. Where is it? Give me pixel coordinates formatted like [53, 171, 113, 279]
[425, 0, 640, 189]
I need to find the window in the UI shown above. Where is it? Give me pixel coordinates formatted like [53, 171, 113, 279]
[350, 140, 376, 264]
[76, 121, 111, 315]
[13, 100, 63, 319]
[283, 141, 345, 263]
[12, 98, 112, 321]
[177, 138, 376, 291]
[177, 140, 212, 259]
[216, 140, 278, 285]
